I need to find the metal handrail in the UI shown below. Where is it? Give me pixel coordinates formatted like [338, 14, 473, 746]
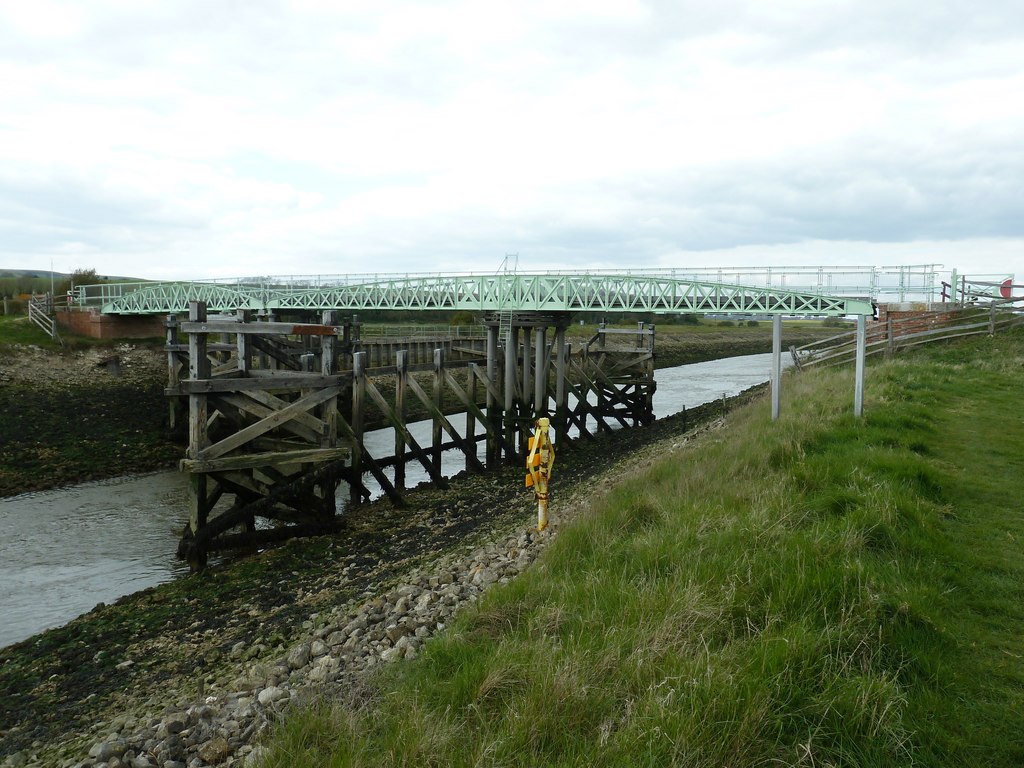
[76, 264, 950, 303]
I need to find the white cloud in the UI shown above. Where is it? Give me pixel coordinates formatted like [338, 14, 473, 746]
[0, 0, 1021, 283]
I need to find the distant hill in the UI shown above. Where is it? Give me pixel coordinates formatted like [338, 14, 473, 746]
[0, 269, 68, 279]
[0, 269, 137, 281]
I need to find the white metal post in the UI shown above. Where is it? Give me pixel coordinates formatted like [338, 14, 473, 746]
[771, 314, 782, 420]
[854, 314, 867, 417]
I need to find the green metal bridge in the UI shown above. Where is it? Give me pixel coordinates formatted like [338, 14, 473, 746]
[75, 272, 875, 316]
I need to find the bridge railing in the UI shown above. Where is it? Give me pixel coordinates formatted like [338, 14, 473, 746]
[74, 265, 958, 308]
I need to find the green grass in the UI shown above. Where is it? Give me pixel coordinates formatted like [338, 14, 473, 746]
[0, 312, 162, 352]
[257, 330, 1024, 767]
[0, 313, 62, 350]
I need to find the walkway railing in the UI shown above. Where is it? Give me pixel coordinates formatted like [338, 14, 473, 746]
[76, 264, 948, 298]
[74, 272, 876, 317]
[792, 300, 1024, 370]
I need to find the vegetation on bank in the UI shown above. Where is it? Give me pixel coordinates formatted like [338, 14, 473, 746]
[0, 313, 63, 351]
[259, 330, 1024, 767]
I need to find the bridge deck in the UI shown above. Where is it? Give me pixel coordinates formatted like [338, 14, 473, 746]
[75, 272, 876, 316]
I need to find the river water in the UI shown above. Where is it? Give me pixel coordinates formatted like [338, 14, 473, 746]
[0, 352, 787, 648]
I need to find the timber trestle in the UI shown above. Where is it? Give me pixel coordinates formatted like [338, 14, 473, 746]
[169, 302, 656, 570]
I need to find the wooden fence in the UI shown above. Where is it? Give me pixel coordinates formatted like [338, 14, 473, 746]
[792, 301, 1024, 370]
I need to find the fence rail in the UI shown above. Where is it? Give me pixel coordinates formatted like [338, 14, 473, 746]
[792, 301, 1024, 370]
[27, 294, 61, 341]
[359, 324, 488, 340]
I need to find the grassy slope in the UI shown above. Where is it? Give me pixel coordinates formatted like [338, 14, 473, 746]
[259, 330, 1024, 767]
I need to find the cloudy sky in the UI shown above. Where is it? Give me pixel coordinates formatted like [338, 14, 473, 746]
[1, 0, 1021, 283]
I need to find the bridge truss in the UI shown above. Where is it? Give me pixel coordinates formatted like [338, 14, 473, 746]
[76, 272, 875, 317]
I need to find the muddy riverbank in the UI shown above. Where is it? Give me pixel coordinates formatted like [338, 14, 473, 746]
[0, 344, 178, 497]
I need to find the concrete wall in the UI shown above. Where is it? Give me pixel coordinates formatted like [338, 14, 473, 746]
[57, 310, 165, 340]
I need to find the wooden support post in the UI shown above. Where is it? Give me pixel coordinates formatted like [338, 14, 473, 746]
[266, 311, 278, 369]
[522, 325, 532, 414]
[187, 301, 212, 570]
[319, 310, 339, 517]
[395, 350, 408, 490]
[645, 323, 656, 423]
[466, 362, 477, 472]
[886, 317, 895, 358]
[351, 351, 366, 505]
[505, 325, 518, 454]
[256, 311, 270, 369]
[166, 314, 183, 430]
[591, 343, 607, 431]
[351, 314, 361, 357]
[432, 348, 444, 474]
[219, 327, 232, 364]
[187, 474, 209, 571]
[854, 314, 867, 417]
[534, 326, 547, 416]
[771, 314, 782, 421]
[236, 309, 252, 374]
[554, 327, 567, 443]
[486, 324, 499, 467]
[188, 302, 211, 458]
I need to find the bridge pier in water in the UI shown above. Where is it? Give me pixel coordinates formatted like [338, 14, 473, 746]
[169, 303, 656, 569]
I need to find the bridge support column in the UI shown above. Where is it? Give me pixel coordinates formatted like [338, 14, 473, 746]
[534, 326, 547, 416]
[432, 348, 444, 472]
[554, 327, 568, 441]
[486, 325, 500, 467]
[466, 362, 477, 473]
[395, 350, 407, 490]
[504, 326, 519, 455]
[522, 326, 532, 417]
[351, 352, 366, 505]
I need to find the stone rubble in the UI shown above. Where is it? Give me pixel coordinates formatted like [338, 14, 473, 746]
[2, 523, 560, 768]
[0, 343, 165, 390]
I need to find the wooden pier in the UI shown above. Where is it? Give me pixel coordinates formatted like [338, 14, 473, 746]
[168, 302, 656, 569]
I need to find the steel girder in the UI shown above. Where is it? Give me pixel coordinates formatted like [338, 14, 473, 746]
[77, 274, 874, 316]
